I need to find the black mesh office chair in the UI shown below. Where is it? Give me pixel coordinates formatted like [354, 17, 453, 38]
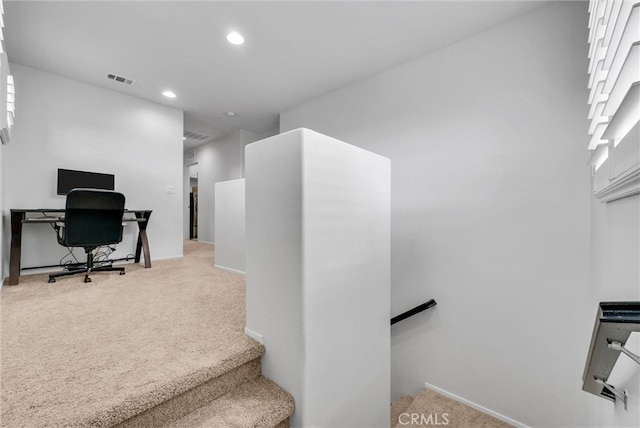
[48, 188, 126, 284]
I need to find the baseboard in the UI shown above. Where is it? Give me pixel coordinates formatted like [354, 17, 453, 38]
[214, 264, 246, 275]
[423, 381, 529, 428]
[195, 240, 215, 246]
[16, 259, 140, 277]
[6, 255, 184, 283]
[149, 255, 184, 262]
[244, 327, 264, 345]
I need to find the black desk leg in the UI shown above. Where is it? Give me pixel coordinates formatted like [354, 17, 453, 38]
[9, 211, 25, 285]
[134, 211, 152, 268]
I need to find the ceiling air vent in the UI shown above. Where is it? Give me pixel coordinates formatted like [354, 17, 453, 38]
[106, 73, 136, 86]
[184, 130, 211, 141]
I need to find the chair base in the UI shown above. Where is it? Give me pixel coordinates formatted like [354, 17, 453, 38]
[48, 264, 125, 283]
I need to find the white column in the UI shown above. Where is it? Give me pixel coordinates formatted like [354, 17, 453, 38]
[214, 178, 246, 274]
[245, 128, 390, 428]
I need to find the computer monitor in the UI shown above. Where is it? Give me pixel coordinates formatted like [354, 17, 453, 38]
[57, 168, 115, 195]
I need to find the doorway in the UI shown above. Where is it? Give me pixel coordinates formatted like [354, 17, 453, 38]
[189, 164, 198, 240]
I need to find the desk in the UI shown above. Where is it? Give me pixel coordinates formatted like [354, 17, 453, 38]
[8, 209, 152, 285]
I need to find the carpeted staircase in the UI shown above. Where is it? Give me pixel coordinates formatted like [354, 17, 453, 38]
[1, 241, 294, 428]
[116, 348, 294, 428]
[117, 355, 294, 428]
[391, 388, 513, 428]
[163, 375, 292, 428]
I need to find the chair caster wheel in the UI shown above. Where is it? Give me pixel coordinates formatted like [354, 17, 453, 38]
[84, 276, 92, 283]
[48, 277, 56, 283]
[119, 271, 125, 275]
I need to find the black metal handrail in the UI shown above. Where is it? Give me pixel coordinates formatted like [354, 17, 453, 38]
[391, 299, 437, 325]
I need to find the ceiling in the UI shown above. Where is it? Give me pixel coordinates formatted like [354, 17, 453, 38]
[3, 1, 550, 149]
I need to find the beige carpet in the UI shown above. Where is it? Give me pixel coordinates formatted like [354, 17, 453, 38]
[1, 241, 263, 427]
[392, 388, 513, 428]
[390, 394, 413, 427]
[166, 376, 293, 428]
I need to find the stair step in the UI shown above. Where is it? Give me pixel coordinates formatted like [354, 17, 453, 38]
[114, 354, 264, 427]
[390, 394, 414, 427]
[165, 375, 295, 428]
[393, 388, 512, 428]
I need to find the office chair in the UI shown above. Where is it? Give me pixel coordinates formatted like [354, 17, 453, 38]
[48, 188, 126, 284]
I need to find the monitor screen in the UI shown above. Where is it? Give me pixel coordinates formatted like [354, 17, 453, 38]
[57, 168, 115, 195]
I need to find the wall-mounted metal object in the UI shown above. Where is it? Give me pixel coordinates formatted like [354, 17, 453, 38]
[582, 302, 640, 410]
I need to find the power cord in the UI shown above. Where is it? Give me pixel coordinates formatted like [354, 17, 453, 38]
[93, 246, 116, 268]
[59, 247, 81, 271]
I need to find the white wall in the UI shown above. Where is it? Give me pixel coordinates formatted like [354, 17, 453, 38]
[182, 128, 269, 243]
[245, 129, 390, 428]
[281, 3, 592, 427]
[589, 194, 640, 427]
[184, 131, 242, 244]
[2, 64, 184, 276]
[214, 178, 245, 273]
[0, 135, 4, 281]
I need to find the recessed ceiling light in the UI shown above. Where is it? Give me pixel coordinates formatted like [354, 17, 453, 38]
[162, 90, 176, 98]
[225, 111, 237, 117]
[226, 31, 244, 45]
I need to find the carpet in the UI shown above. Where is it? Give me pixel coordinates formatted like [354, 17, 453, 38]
[392, 388, 513, 428]
[1, 241, 263, 427]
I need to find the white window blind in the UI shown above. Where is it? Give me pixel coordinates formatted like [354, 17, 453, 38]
[0, 0, 14, 145]
[588, 0, 640, 202]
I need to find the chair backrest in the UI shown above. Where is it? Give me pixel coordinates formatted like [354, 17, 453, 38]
[63, 189, 126, 248]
